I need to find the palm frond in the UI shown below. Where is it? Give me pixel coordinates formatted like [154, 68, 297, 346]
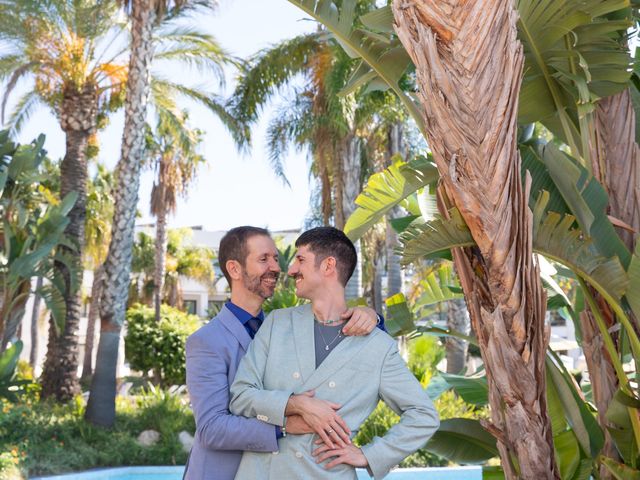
[1, 62, 38, 124]
[6, 90, 44, 137]
[230, 32, 321, 127]
[151, 77, 245, 149]
[153, 27, 239, 85]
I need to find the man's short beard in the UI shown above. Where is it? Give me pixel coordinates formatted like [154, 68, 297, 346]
[242, 271, 278, 299]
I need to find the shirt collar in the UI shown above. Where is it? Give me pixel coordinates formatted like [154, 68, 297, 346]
[225, 301, 264, 326]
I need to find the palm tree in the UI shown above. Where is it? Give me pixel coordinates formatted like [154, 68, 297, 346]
[80, 164, 114, 383]
[86, 0, 239, 426]
[147, 111, 205, 322]
[0, 0, 128, 401]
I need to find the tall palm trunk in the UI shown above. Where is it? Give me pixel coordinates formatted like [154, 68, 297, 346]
[85, 0, 156, 427]
[386, 122, 405, 297]
[446, 298, 469, 374]
[41, 83, 97, 401]
[29, 277, 44, 368]
[81, 265, 104, 383]
[154, 204, 167, 322]
[392, 2, 556, 478]
[339, 133, 363, 299]
[582, 87, 640, 474]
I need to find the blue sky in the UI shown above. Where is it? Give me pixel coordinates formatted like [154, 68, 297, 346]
[15, 0, 317, 232]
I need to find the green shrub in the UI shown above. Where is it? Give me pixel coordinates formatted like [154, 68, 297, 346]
[125, 304, 202, 386]
[0, 389, 195, 478]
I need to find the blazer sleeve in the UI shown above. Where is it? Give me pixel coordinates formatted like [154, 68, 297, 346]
[229, 312, 293, 427]
[360, 342, 440, 479]
[185, 331, 279, 452]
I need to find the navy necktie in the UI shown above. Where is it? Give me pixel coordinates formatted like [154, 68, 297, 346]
[246, 317, 261, 338]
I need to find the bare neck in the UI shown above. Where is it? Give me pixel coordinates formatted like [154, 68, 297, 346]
[230, 286, 263, 317]
[311, 284, 347, 323]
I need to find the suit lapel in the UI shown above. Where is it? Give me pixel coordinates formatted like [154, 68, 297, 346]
[218, 305, 252, 352]
[302, 330, 374, 390]
[292, 304, 316, 383]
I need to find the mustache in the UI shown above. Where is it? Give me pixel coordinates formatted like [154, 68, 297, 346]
[261, 272, 279, 281]
[290, 273, 303, 280]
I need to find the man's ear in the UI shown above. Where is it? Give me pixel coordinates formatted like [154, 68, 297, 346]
[226, 260, 243, 281]
[322, 256, 337, 277]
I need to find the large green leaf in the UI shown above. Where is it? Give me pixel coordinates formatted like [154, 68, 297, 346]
[384, 293, 416, 336]
[546, 352, 604, 457]
[425, 418, 498, 464]
[627, 241, 640, 321]
[413, 263, 463, 318]
[440, 372, 488, 407]
[605, 389, 640, 465]
[0, 340, 22, 381]
[517, 0, 632, 153]
[554, 429, 581, 480]
[286, 0, 424, 133]
[601, 456, 640, 480]
[344, 155, 438, 240]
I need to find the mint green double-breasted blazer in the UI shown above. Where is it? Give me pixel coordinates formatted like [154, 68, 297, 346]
[229, 304, 440, 479]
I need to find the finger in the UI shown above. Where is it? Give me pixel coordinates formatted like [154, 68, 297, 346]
[312, 445, 331, 456]
[340, 307, 354, 319]
[314, 439, 324, 445]
[302, 389, 315, 397]
[328, 401, 342, 410]
[316, 429, 334, 450]
[316, 449, 343, 464]
[325, 455, 347, 469]
[330, 422, 350, 446]
[335, 416, 352, 437]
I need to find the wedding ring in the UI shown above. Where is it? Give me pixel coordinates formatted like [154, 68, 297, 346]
[327, 429, 334, 434]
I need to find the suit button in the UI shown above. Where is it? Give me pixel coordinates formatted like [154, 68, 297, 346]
[328, 381, 336, 388]
[295, 451, 303, 458]
[292, 372, 300, 379]
[257, 414, 269, 421]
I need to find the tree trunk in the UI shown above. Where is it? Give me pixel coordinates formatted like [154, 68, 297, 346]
[0, 279, 31, 352]
[386, 123, 405, 297]
[583, 87, 640, 475]
[154, 208, 167, 323]
[340, 134, 363, 299]
[85, 0, 156, 427]
[392, 2, 557, 478]
[29, 276, 44, 369]
[81, 265, 104, 383]
[446, 298, 469, 374]
[41, 83, 97, 401]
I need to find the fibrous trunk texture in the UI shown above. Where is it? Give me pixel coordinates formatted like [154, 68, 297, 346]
[584, 87, 640, 474]
[446, 298, 469, 374]
[392, 1, 556, 478]
[154, 207, 167, 322]
[85, 0, 156, 427]
[41, 82, 97, 401]
[81, 265, 104, 383]
[29, 277, 44, 368]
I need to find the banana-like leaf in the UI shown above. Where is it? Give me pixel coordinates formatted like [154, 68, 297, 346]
[414, 263, 463, 312]
[538, 142, 631, 268]
[546, 352, 604, 457]
[286, 0, 424, 133]
[517, 0, 632, 152]
[554, 429, 582, 480]
[605, 388, 640, 465]
[601, 456, 640, 480]
[482, 466, 505, 480]
[344, 155, 438, 240]
[627, 241, 640, 321]
[0, 340, 22, 381]
[400, 192, 628, 303]
[384, 293, 416, 336]
[439, 372, 488, 406]
[425, 418, 498, 464]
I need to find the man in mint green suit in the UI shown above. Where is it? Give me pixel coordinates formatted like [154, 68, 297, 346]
[230, 227, 439, 479]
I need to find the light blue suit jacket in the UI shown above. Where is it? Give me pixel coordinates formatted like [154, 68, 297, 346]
[229, 304, 440, 479]
[184, 306, 279, 480]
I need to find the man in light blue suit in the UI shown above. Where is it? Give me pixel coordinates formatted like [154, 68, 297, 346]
[230, 227, 439, 479]
[184, 226, 380, 480]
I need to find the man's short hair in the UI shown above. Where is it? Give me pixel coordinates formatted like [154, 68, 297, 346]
[219, 226, 271, 285]
[295, 227, 356, 287]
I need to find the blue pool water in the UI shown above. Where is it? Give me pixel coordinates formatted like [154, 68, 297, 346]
[32, 465, 483, 479]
